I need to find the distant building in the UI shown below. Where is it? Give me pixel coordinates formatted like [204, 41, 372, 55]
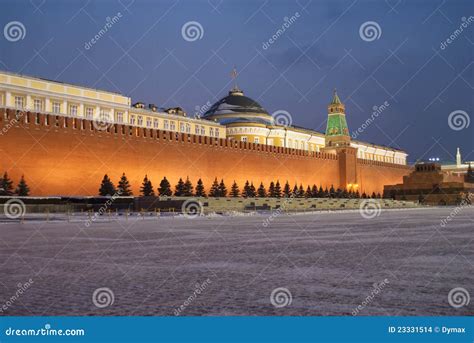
[384, 162, 473, 205]
[441, 148, 474, 177]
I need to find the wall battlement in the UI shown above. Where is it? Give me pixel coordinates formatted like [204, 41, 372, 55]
[0, 108, 410, 196]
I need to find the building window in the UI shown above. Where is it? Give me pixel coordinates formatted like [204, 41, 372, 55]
[254, 137, 259, 144]
[185, 123, 191, 133]
[180, 122, 185, 132]
[241, 136, 247, 142]
[137, 115, 143, 126]
[130, 115, 136, 125]
[164, 120, 169, 130]
[153, 118, 159, 128]
[215, 128, 219, 137]
[52, 102, 61, 114]
[85, 107, 94, 119]
[116, 112, 123, 123]
[200, 126, 205, 135]
[69, 104, 78, 116]
[209, 128, 214, 137]
[33, 99, 43, 112]
[195, 125, 200, 135]
[267, 138, 273, 146]
[146, 117, 152, 127]
[170, 121, 176, 130]
[100, 109, 110, 122]
[14, 96, 25, 109]
[301, 142, 304, 150]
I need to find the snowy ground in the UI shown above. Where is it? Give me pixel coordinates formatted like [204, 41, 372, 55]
[0, 207, 472, 316]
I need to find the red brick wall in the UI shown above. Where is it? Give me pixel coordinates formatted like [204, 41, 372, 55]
[0, 109, 345, 196]
[357, 159, 412, 195]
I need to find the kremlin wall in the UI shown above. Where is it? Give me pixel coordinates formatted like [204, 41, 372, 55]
[0, 71, 411, 196]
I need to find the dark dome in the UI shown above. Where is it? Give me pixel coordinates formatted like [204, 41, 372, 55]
[202, 88, 273, 125]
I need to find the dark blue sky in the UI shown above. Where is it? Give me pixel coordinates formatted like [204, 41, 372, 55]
[1, 0, 472, 163]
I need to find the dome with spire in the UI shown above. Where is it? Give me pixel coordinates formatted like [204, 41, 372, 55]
[202, 88, 274, 126]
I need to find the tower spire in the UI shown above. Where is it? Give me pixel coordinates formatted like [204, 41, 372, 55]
[325, 89, 350, 147]
[456, 147, 462, 166]
[229, 66, 243, 96]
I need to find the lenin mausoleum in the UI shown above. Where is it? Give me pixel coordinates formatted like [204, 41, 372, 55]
[0, 70, 411, 196]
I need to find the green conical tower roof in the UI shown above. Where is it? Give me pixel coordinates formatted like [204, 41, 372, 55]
[325, 89, 350, 147]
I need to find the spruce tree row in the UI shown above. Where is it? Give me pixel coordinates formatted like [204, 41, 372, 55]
[98, 174, 382, 199]
[0, 172, 30, 196]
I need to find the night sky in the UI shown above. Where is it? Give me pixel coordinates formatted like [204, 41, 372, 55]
[1, 0, 472, 163]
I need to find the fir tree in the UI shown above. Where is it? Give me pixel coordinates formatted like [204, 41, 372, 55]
[318, 185, 324, 198]
[243, 180, 251, 198]
[324, 187, 329, 198]
[183, 177, 194, 196]
[0, 172, 14, 196]
[99, 174, 116, 196]
[361, 192, 367, 199]
[283, 181, 291, 197]
[376, 192, 381, 199]
[298, 184, 305, 197]
[140, 175, 154, 196]
[158, 177, 172, 196]
[230, 181, 240, 197]
[329, 185, 335, 198]
[355, 190, 361, 198]
[342, 188, 348, 198]
[274, 180, 282, 198]
[371, 192, 377, 199]
[249, 182, 256, 197]
[311, 184, 318, 198]
[305, 185, 312, 198]
[268, 181, 276, 198]
[174, 178, 185, 196]
[209, 178, 220, 197]
[117, 173, 132, 196]
[336, 188, 343, 198]
[15, 175, 30, 196]
[195, 178, 206, 197]
[257, 182, 266, 197]
[218, 179, 227, 197]
[292, 184, 298, 197]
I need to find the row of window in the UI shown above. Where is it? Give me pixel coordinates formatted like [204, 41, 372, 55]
[10, 94, 221, 137]
[13, 95, 123, 122]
